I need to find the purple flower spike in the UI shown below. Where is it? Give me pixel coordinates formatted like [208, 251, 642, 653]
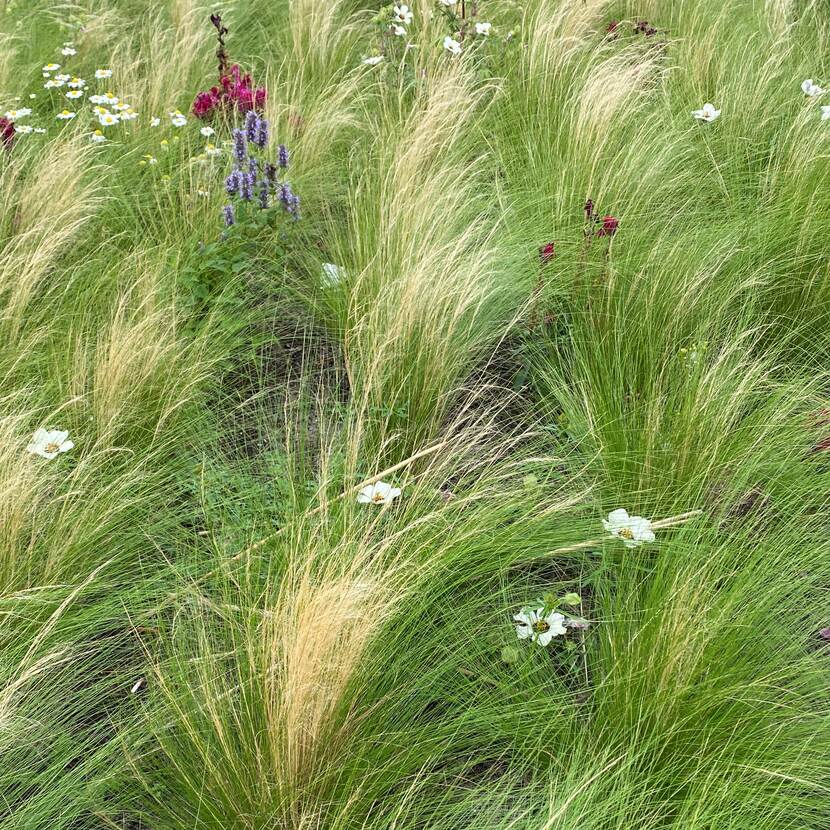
[245, 109, 259, 143]
[222, 204, 235, 226]
[248, 155, 259, 181]
[232, 128, 247, 166]
[225, 172, 240, 195]
[240, 172, 254, 201]
[258, 178, 269, 209]
[254, 118, 269, 149]
[278, 144, 289, 169]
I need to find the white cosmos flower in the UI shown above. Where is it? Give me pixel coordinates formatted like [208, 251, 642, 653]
[357, 480, 402, 505]
[43, 63, 61, 72]
[393, 4, 413, 24]
[200, 126, 215, 137]
[169, 110, 187, 127]
[802, 78, 824, 97]
[475, 21, 492, 35]
[66, 90, 84, 99]
[362, 55, 384, 65]
[56, 110, 76, 120]
[602, 508, 655, 548]
[27, 428, 74, 460]
[61, 46, 77, 56]
[150, 116, 161, 127]
[443, 35, 462, 55]
[98, 111, 119, 126]
[90, 129, 106, 143]
[95, 68, 113, 79]
[692, 103, 720, 122]
[821, 106, 830, 120]
[514, 608, 568, 646]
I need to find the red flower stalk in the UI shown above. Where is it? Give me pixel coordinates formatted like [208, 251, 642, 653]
[0, 117, 15, 150]
[596, 215, 619, 237]
[539, 242, 555, 264]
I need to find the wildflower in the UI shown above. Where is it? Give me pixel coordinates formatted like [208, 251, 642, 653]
[68, 77, 86, 89]
[439, 0, 455, 5]
[44, 79, 65, 89]
[322, 262, 342, 285]
[160, 139, 169, 148]
[603, 508, 655, 548]
[357, 480, 402, 505]
[232, 128, 247, 164]
[819, 627, 830, 640]
[56, 74, 70, 82]
[89, 129, 106, 143]
[130, 678, 145, 694]
[821, 106, 830, 120]
[27, 428, 74, 460]
[3, 108, 31, 121]
[88, 94, 106, 105]
[169, 110, 187, 127]
[95, 68, 113, 79]
[539, 242, 555, 264]
[29, 94, 37, 99]
[61, 46, 77, 56]
[103, 92, 119, 105]
[98, 111, 119, 126]
[254, 117, 269, 149]
[0, 117, 14, 149]
[276, 144, 289, 169]
[225, 170, 242, 195]
[279, 182, 300, 219]
[14, 124, 33, 134]
[362, 55, 384, 65]
[43, 63, 61, 72]
[514, 608, 567, 646]
[258, 178, 269, 209]
[205, 142, 222, 157]
[33, 127, 46, 134]
[444, 35, 462, 55]
[393, 4, 413, 24]
[692, 103, 720, 122]
[606, 19, 619, 35]
[142, 154, 158, 165]
[150, 116, 161, 127]
[802, 78, 824, 97]
[392, 24, 407, 36]
[596, 215, 618, 237]
[120, 108, 138, 121]
[200, 125, 215, 137]
[475, 21, 492, 35]
[239, 172, 254, 201]
[222, 204, 235, 226]
[56, 110, 76, 120]
[66, 89, 84, 99]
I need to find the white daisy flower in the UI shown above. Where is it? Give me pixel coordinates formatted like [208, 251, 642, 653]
[150, 116, 161, 127]
[514, 608, 567, 646]
[33, 127, 46, 134]
[802, 78, 824, 97]
[44, 79, 65, 89]
[43, 63, 61, 73]
[55, 73, 70, 82]
[443, 35, 462, 55]
[691, 103, 720, 122]
[140, 154, 158, 165]
[88, 94, 107, 105]
[393, 4, 413, 24]
[56, 110, 76, 120]
[14, 124, 33, 134]
[66, 90, 84, 99]
[4, 108, 31, 121]
[169, 110, 187, 127]
[362, 55, 384, 65]
[602, 508, 655, 548]
[103, 92, 119, 105]
[89, 129, 106, 143]
[29, 94, 37, 99]
[475, 21, 492, 35]
[68, 77, 86, 89]
[120, 108, 138, 121]
[98, 111, 120, 126]
[94, 68, 113, 79]
[357, 480, 402, 505]
[61, 46, 77, 56]
[27, 428, 74, 460]
[199, 126, 215, 137]
[205, 142, 222, 157]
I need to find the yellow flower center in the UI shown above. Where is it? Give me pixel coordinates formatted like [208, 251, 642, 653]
[532, 619, 550, 633]
[619, 527, 634, 540]
[372, 492, 385, 503]
[44, 441, 60, 453]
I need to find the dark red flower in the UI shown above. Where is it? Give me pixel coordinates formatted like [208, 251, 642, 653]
[192, 63, 267, 119]
[0, 117, 14, 150]
[584, 198, 595, 221]
[596, 215, 619, 237]
[539, 242, 555, 264]
[606, 20, 619, 35]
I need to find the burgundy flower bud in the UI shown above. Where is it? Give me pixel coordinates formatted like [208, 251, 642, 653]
[596, 215, 619, 237]
[539, 242, 555, 264]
